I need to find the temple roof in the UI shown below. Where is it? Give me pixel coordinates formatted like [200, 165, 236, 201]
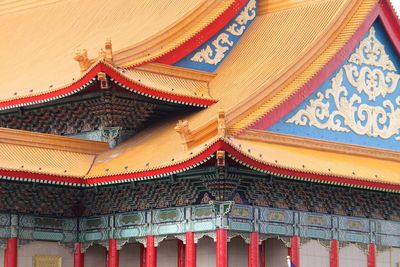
[1, 0, 400, 190]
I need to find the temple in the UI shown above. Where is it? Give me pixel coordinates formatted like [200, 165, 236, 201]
[0, 0, 399, 266]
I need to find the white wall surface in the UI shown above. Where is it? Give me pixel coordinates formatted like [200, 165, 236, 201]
[377, 247, 400, 267]
[0, 248, 3, 267]
[120, 243, 140, 267]
[300, 240, 329, 267]
[84, 244, 106, 267]
[157, 239, 177, 267]
[339, 244, 367, 267]
[18, 240, 73, 267]
[197, 237, 216, 267]
[228, 237, 247, 267]
[265, 238, 287, 267]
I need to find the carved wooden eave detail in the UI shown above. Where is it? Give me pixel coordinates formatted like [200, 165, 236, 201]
[74, 39, 114, 74]
[174, 120, 194, 151]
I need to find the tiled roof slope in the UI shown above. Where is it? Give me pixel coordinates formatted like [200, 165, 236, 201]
[0, 0, 225, 106]
[1, 0, 400, 190]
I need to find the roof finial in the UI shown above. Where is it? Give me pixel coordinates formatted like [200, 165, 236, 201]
[174, 120, 193, 151]
[74, 39, 113, 73]
[99, 38, 113, 64]
[217, 109, 226, 137]
[74, 49, 96, 74]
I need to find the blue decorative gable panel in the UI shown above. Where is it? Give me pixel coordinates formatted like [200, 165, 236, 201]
[268, 20, 400, 151]
[175, 0, 257, 72]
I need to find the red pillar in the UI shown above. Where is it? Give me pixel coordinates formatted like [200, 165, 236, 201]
[74, 242, 84, 267]
[177, 240, 185, 267]
[146, 236, 156, 267]
[5, 237, 17, 267]
[248, 232, 259, 267]
[329, 240, 338, 267]
[289, 236, 300, 267]
[186, 232, 196, 267]
[260, 241, 265, 267]
[216, 229, 227, 267]
[140, 244, 146, 267]
[368, 243, 376, 267]
[108, 239, 119, 267]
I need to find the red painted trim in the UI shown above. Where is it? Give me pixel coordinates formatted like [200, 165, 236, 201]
[248, 232, 259, 267]
[330, 240, 338, 267]
[380, 0, 400, 56]
[177, 240, 185, 267]
[102, 64, 216, 106]
[140, 244, 146, 267]
[1, 139, 400, 191]
[74, 243, 84, 267]
[0, 63, 215, 111]
[216, 229, 228, 267]
[289, 236, 300, 267]
[250, 0, 400, 133]
[250, 4, 381, 132]
[146, 236, 157, 267]
[222, 142, 400, 191]
[108, 239, 119, 267]
[5, 237, 17, 267]
[368, 243, 376, 267]
[185, 232, 196, 267]
[156, 0, 248, 65]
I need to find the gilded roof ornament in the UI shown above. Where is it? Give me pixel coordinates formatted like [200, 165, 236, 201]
[74, 49, 96, 74]
[218, 110, 227, 137]
[174, 120, 193, 151]
[74, 39, 114, 74]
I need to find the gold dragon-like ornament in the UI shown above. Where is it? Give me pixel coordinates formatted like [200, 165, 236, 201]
[286, 26, 400, 141]
[190, 0, 256, 65]
[74, 39, 114, 73]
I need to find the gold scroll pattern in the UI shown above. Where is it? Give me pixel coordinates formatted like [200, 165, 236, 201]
[286, 26, 400, 141]
[190, 0, 256, 65]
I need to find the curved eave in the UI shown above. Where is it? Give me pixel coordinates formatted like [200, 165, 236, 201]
[118, 0, 248, 67]
[229, 0, 387, 134]
[0, 139, 399, 192]
[221, 140, 400, 193]
[0, 62, 216, 111]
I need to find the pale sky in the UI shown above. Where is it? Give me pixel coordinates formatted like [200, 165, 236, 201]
[393, 0, 400, 15]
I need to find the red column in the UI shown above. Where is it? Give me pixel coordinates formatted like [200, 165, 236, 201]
[368, 243, 376, 267]
[146, 236, 156, 267]
[74, 242, 84, 267]
[5, 237, 17, 267]
[248, 232, 259, 267]
[216, 229, 227, 267]
[177, 240, 185, 267]
[329, 240, 338, 267]
[289, 236, 300, 267]
[260, 241, 265, 267]
[108, 239, 119, 267]
[140, 244, 146, 267]
[186, 232, 196, 267]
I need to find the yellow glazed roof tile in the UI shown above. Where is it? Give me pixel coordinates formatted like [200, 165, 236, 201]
[228, 137, 400, 186]
[119, 68, 212, 100]
[0, 0, 205, 102]
[186, 0, 357, 130]
[0, 143, 95, 177]
[228, 0, 378, 132]
[0, 0, 397, 188]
